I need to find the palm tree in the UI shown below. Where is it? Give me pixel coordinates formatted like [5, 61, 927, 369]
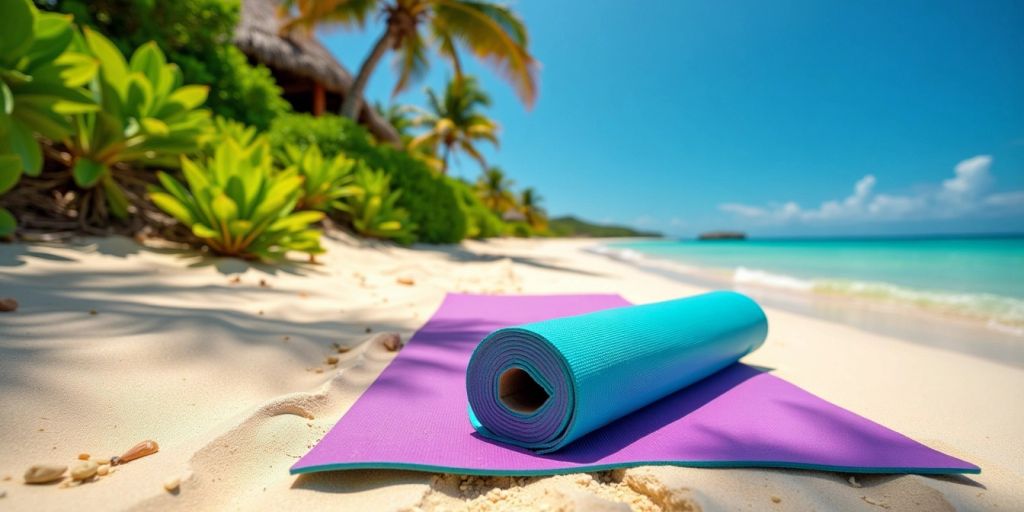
[408, 76, 497, 172]
[281, 0, 538, 119]
[374, 101, 415, 138]
[518, 187, 546, 229]
[475, 167, 516, 213]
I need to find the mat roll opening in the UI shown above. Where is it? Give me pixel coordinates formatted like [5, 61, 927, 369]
[499, 367, 550, 414]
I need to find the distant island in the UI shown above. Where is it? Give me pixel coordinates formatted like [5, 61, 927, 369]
[548, 216, 662, 238]
[697, 231, 747, 241]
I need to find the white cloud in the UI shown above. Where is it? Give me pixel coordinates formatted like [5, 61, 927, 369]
[942, 155, 992, 201]
[718, 155, 1022, 225]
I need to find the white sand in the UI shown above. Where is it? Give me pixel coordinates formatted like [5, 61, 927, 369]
[0, 235, 1021, 511]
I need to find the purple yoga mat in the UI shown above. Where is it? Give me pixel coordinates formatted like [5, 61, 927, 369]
[292, 293, 977, 475]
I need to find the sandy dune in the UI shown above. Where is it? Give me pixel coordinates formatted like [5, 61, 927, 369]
[0, 235, 1021, 510]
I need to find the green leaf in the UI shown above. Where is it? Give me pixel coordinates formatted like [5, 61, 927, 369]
[167, 85, 209, 110]
[83, 27, 128, 97]
[125, 73, 154, 117]
[24, 13, 74, 67]
[72, 158, 105, 188]
[8, 122, 41, 176]
[9, 100, 72, 140]
[0, 207, 15, 238]
[102, 174, 129, 218]
[192, 224, 218, 239]
[140, 117, 168, 136]
[51, 52, 99, 87]
[228, 219, 253, 236]
[0, 154, 23, 195]
[150, 191, 193, 224]
[212, 193, 238, 221]
[128, 42, 166, 88]
[0, 0, 35, 63]
[1, 82, 12, 115]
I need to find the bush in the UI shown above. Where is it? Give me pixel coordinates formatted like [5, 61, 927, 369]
[449, 178, 505, 239]
[1, 0, 99, 236]
[268, 114, 468, 243]
[276, 144, 358, 212]
[66, 30, 210, 219]
[334, 166, 415, 245]
[38, 0, 290, 130]
[149, 137, 324, 260]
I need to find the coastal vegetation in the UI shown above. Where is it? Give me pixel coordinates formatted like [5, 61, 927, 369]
[1, 0, 563, 260]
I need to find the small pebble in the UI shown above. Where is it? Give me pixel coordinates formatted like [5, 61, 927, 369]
[376, 332, 403, 352]
[0, 298, 17, 312]
[397, 277, 415, 286]
[325, 355, 339, 365]
[314, 368, 323, 374]
[163, 476, 180, 493]
[88, 309, 97, 315]
[77, 453, 90, 461]
[110, 456, 121, 466]
[364, 327, 372, 333]
[0, 490, 6, 498]
[771, 496, 781, 503]
[70, 460, 98, 481]
[120, 440, 159, 463]
[23, 464, 66, 484]
[259, 279, 269, 288]
[97, 464, 109, 476]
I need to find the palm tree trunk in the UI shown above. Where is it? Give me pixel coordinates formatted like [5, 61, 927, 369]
[340, 30, 395, 119]
[441, 143, 452, 174]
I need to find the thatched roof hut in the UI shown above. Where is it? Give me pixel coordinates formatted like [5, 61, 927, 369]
[234, 0, 399, 144]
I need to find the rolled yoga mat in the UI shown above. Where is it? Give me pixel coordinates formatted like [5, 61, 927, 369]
[292, 292, 978, 476]
[466, 291, 768, 453]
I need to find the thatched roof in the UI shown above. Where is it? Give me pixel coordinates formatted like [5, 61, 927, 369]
[234, 0, 399, 144]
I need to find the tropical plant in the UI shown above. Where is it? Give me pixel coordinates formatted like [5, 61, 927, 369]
[280, 0, 538, 119]
[65, 29, 211, 219]
[475, 166, 515, 213]
[408, 76, 497, 172]
[268, 113, 467, 243]
[40, 0, 290, 130]
[277, 144, 359, 211]
[374, 100, 443, 171]
[202, 116, 262, 153]
[449, 177, 503, 239]
[518, 186, 546, 230]
[1, 0, 99, 236]
[149, 138, 325, 260]
[334, 166, 415, 244]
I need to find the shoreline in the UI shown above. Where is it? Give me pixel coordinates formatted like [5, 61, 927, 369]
[1, 235, 1022, 510]
[591, 244, 1024, 368]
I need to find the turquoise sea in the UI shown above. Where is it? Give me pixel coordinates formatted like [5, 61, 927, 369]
[606, 236, 1024, 332]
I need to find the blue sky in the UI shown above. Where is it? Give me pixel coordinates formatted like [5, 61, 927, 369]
[320, 0, 1024, 237]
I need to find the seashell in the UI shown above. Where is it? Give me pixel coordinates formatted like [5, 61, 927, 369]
[23, 465, 66, 484]
[163, 476, 180, 492]
[119, 440, 159, 463]
[0, 298, 17, 312]
[70, 461, 98, 481]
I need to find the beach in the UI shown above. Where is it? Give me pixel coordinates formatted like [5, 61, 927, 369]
[0, 235, 1022, 511]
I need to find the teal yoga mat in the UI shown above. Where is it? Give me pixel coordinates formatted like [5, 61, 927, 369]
[466, 291, 768, 453]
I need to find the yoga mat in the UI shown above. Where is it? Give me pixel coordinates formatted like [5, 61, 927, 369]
[292, 293, 978, 476]
[466, 292, 767, 453]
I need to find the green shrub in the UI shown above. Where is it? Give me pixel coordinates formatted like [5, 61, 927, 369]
[277, 144, 359, 212]
[149, 137, 324, 260]
[65, 29, 210, 218]
[449, 178, 505, 239]
[507, 222, 533, 238]
[334, 167, 415, 245]
[38, 0, 290, 130]
[1, 0, 99, 236]
[268, 114, 467, 243]
[202, 116, 260, 152]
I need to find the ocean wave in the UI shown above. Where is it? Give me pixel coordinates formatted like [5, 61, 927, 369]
[585, 245, 646, 262]
[732, 267, 1024, 330]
